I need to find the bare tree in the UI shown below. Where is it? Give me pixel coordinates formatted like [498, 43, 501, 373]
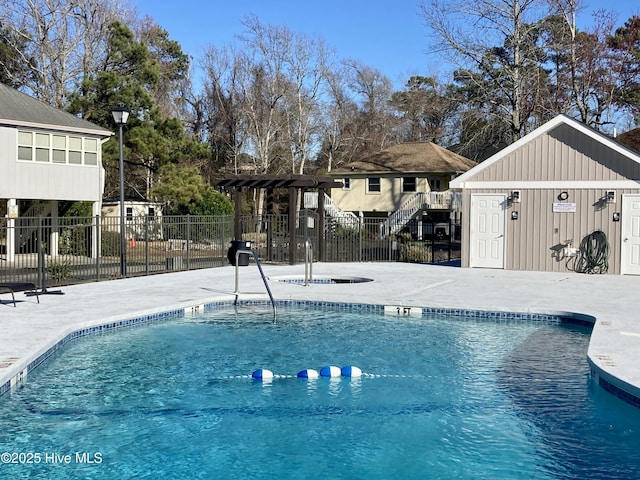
[1, 0, 130, 107]
[545, 0, 624, 128]
[280, 31, 331, 176]
[421, 0, 550, 142]
[343, 59, 398, 155]
[318, 64, 360, 172]
[235, 16, 293, 216]
[199, 44, 248, 178]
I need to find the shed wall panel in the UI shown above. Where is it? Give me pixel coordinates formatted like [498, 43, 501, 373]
[464, 187, 625, 274]
[473, 124, 639, 183]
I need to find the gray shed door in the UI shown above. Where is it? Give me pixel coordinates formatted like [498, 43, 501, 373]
[469, 194, 506, 268]
[621, 195, 640, 275]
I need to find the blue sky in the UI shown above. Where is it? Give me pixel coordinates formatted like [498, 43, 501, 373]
[135, 0, 639, 89]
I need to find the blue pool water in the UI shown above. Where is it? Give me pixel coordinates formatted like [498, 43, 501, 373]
[1, 306, 640, 479]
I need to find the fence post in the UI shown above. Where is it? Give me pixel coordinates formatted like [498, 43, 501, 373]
[145, 215, 150, 275]
[358, 215, 363, 263]
[186, 214, 191, 270]
[37, 218, 45, 290]
[219, 216, 225, 266]
[448, 217, 453, 262]
[95, 215, 101, 282]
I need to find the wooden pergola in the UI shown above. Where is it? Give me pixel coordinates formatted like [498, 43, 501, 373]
[215, 174, 343, 264]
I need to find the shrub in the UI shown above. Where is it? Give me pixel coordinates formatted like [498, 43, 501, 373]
[101, 231, 121, 256]
[47, 259, 72, 284]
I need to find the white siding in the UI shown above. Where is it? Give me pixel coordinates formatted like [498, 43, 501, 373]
[0, 126, 104, 201]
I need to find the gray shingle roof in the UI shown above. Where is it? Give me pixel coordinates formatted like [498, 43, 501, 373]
[332, 142, 477, 174]
[0, 83, 111, 136]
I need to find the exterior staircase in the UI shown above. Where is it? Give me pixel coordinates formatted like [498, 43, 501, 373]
[16, 201, 64, 252]
[381, 191, 461, 237]
[303, 192, 359, 228]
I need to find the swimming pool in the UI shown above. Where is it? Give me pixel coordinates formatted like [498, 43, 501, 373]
[1, 305, 640, 479]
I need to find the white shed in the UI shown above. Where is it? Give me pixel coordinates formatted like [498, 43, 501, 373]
[451, 115, 640, 275]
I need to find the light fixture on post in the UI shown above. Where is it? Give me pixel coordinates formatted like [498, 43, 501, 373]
[111, 104, 130, 277]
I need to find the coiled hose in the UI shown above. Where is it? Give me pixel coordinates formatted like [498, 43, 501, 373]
[575, 230, 609, 274]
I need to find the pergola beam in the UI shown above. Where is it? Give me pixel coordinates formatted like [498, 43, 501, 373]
[215, 174, 343, 264]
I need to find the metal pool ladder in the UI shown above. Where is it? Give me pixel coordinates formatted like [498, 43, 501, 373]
[304, 238, 313, 286]
[233, 248, 277, 322]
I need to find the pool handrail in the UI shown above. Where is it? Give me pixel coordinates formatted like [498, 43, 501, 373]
[233, 248, 277, 322]
[304, 239, 313, 286]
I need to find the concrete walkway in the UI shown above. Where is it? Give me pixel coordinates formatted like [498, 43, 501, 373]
[2, 262, 639, 404]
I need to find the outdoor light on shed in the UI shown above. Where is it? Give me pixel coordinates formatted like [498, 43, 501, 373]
[558, 191, 569, 201]
[111, 104, 130, 277]
[606, 190, 616, 203]
[510, 190, 520, 203]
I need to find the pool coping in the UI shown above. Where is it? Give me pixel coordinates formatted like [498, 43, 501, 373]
[1, 263, 639, 408]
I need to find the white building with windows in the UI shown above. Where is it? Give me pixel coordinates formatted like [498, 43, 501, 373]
[101, 199, 164, 241]
[0, 83, 112, 262]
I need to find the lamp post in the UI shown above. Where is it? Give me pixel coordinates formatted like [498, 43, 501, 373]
[111, 104, 130, 277]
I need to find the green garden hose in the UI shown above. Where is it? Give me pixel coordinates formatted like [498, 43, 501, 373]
[575, 230, 609, 274]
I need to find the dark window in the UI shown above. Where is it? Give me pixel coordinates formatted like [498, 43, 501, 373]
[403, 177, 417, 192]
[429, 178, 442, 191]
[126, 207, 133, 220]
[148, 207, 155, 218]
[367, 177, 381, 193]
[342, 178, 351, 190]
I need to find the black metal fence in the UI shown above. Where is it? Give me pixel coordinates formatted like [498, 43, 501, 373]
[0, 213, 460, 288]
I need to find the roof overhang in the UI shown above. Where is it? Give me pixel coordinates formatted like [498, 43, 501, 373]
[0, 118, 113, 138]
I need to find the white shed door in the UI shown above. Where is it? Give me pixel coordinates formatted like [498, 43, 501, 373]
[470, 194, 506, 268]
[621, 195, 640, 275]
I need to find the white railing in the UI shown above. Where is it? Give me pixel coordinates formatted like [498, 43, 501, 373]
[304, 192, 359, 227]
[382, 191, 461, 237]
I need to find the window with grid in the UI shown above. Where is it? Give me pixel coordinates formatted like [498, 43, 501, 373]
[52, 135, 66, 163]
[18, 131, 33, 161]
[429, 178, 442, 191]
[403, 177, 417, 192]
[17, 130, 100, 166]
[84, 138, 98, 165]
[35, 133, 49, 162]
[367, 177, 381, 193]
[69, 136, 83, 164]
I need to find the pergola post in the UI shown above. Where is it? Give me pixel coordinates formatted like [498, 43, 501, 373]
[234, 186, 242, 240]
[266, 188, 274, 260]
[318, 188, 325, 262]
[288, 186, 297, 265]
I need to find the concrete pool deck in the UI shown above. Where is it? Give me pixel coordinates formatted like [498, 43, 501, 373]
[1, 262, 640, 405]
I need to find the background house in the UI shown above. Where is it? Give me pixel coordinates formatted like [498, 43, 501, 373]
[101, 199, 164, 241]
[450, 114, 640, 275]
[325, 142, 476, 238]
[0, 83, 112, 261]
